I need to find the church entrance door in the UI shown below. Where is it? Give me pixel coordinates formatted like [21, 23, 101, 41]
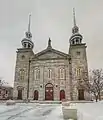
[45, 83, 53, 100]
[78, 89, 85, 100]
[17, 90, 22, 100]
[60, 90, 65, 100]
[34, 90, 38, 100]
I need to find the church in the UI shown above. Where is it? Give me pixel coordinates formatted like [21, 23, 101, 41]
[13, 9, 90, 101]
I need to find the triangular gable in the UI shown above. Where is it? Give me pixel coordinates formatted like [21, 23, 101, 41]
[33, 48, 70, 60]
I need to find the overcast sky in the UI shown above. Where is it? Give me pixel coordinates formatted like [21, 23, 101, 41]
[0, 0, 103, 86]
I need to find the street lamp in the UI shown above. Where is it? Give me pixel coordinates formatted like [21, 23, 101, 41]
[27, 59, 31, 101]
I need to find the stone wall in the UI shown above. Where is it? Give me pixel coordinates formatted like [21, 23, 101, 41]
[13, 43, 89, 101]
[69, 44, 89, 100]
[29, 59, 71, 100]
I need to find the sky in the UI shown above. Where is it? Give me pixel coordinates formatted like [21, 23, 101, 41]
[0, 0, 103, 86]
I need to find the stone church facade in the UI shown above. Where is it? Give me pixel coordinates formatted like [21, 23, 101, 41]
[13, 10, 90, 101]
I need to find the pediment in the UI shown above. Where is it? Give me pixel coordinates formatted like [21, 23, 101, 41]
[33, 48, 70, 60]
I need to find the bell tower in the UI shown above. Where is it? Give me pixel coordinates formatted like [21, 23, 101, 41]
[21, 14, 34, 49]
[69, 8, 83, 45]
[69, 8, 89, 100]
[13, 15, 34, 100]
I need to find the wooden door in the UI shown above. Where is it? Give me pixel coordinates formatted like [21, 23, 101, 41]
[78, 89, 84, 100]
[17, 90, 22, 100]
[45, 83, 53, 100]
[34, 90, 38, 100]
[60, 90, 65, 100]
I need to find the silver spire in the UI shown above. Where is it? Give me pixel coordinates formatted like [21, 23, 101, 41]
[73, 8, 76, 26]
[28, 14, 31, 32]
[72, 8, 79, 34]
[25, 14, 32, 39]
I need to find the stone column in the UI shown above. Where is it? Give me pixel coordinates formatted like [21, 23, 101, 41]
[39, 66, 45, 100]
[65, 66, 71, 100]
[54, 66, 59, 101]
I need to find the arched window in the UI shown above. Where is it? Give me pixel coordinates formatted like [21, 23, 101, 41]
[19, 69, 25, 80]
[24, 42, 26, 48]
[76, 39, 78, 43]
[48, 69, 52, 78]
[6, 90, 8, 94]
[28, 43, 31, 48]
[76, 68, 81, 76]
[72, 40, 75, 44]
[35, 69, 40, 80]
[59, 68, 65, 79]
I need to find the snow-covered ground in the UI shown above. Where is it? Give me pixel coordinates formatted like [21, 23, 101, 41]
[62, 101, 103, 120]
[0, 101, 103, 120]
[0, 103, 63, 120]
[76, 101, 103, 120]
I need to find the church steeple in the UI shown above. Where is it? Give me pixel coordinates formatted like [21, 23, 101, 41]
[73, 8, 76, 26]
[69, 8, 83, 45]
[25, 14, 32, 39]
[21, 14, 34, 49]
[72, 8, 79, 34]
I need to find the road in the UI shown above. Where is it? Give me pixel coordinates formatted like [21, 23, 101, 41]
[0, 103, 63, 120]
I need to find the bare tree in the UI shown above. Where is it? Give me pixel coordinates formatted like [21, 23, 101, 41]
[0, 78, 8, 87]
[81, 69, 103, 102]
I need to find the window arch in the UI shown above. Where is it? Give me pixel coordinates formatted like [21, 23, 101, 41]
[59, 68, 65, 79]
[19, 69, 25, 80]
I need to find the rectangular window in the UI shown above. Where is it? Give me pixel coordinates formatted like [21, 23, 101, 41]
[19, 69, 25, 81]
[35, 68, 40, 80]
[59, 68, 65, 79]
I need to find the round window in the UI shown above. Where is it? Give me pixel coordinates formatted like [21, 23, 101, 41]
[21, 55, 25, 59]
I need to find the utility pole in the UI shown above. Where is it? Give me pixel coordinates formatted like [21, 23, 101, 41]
[69, 58, 73, 101]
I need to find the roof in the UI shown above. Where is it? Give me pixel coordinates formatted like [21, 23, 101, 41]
[32, 46, 70, 61]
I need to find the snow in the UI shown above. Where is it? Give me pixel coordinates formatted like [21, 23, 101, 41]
[0, 101, 103, 120]
[62, 101, 103, 120]
[0, 103, 63, 120]
[75, 101, 103, 120]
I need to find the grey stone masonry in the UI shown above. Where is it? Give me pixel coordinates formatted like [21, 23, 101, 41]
[13, 42, 90, 101]
[69, 43, 89, 100]
[13, 9, 90, 101]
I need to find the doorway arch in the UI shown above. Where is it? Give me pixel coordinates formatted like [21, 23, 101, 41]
[17, 90, 22, 100]
[34, 90, 39, 100]
[45, 83, 53, 100]
[60, 90, 65, 100]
